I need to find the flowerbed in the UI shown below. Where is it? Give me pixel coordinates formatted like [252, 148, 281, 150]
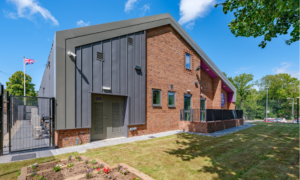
[18, 156, 153, 180]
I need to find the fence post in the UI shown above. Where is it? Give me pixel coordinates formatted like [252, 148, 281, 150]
[297, 99, 299, 124]
[0, 83, 3, 156]
[7, 91, 11, 153]
[51, 98, 56, 149]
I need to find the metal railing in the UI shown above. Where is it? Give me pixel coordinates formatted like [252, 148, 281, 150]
[180, 109, 243, 122]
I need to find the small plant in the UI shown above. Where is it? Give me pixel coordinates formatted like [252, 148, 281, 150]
[32, 173, 46, 180]
[55, 159, 61, 163]
[85, 168, 93, 179]
[54, 165, 62, 172]
[117, 164, 128, 175]
[130, 177, 140, 180]
[103, 167, 110, 174]
[85, 159, 89, 164]
[93, 165, 97, 169]
[97, 168, 104, 174]
[30, 170, 37, 177]
[99, 163, 104, 169]
[67, 163, 74, 168]
[76, 156, 82, 162]
[30, 163, 38, 170]
[90, 159, 97, 165]
[68, 155, 72, 161]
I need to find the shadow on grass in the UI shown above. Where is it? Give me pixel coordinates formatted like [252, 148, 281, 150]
[165, 122, 300, 179]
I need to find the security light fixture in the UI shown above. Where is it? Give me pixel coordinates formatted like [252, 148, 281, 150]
[206, 69, 209, 71]
[195, 66, 201, 71]
[187, 89, 190, 92]
[223, 86, 226, 87]
[195, 82, 198, 85]
[135, 65, 141, 70]
[102, 86, 111, 91]
[67, 51, 76, 58]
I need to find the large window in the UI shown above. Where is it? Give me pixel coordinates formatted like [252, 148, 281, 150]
[168, 91, 175, 107]
[152, 89, 161, 106]
[185, 53, 191, 69]
[184, 94, 192, 121]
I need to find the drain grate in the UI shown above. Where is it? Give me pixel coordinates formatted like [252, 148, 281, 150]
[11, 153, 36, 161]
[148, 136, 156, 138]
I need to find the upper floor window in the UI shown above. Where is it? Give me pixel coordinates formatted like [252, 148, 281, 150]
[185, 53, 191, 70]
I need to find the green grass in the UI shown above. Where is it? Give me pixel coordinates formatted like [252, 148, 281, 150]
[0, 122, 299, 180]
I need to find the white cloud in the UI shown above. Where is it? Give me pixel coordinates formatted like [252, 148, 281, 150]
[76, 20, 90, 27]
[178, 0, 216, 29]
[5, 0, 59, 26]
[140, 4, 150, 16]
[272, 62, 300, 79]
[124, 0, 138, 12]
[235, 66, 254, 73]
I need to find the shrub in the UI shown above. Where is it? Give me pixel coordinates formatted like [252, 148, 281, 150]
[54, 165, 62, 172]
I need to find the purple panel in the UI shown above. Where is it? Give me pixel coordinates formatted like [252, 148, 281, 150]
[227, 92, 234, 102]
[221, 81, 233, 93]
[200, 60, 218, 78]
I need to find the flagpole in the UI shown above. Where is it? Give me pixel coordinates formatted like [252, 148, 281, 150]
[23, 56, 26, 105]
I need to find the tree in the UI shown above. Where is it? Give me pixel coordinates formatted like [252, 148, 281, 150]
[6, 71, 37, 97]
[216, 0, 299, 48]
[224, 73, 254, 109]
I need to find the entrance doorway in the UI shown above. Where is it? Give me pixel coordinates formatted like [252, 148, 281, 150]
[91, 95, 125, 141]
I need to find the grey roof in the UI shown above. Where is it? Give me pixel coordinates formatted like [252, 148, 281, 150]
[55, 13, 236, 101]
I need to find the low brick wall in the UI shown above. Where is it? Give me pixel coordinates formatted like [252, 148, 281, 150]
[55, 128, 89, 148]
[179, 119, 244, 133]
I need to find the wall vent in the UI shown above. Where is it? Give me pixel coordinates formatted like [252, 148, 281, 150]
[97, 52, 104, 61]
[170, 84, 174, 90]
[128, 37, 133, 45]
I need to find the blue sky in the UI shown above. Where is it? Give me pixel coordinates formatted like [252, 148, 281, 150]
[0, 0, 299, 91]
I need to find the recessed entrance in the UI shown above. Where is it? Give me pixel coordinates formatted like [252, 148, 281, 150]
[91, 95, 125, 141]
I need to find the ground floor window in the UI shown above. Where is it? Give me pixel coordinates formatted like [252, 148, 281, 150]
[168, 91, 175, 107]
[184, 94, 192, 121]
[152, 89, 161, 106]
[200, 98, 206, 121]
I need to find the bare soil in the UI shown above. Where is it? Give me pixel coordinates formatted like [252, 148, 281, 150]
[78, 168, 142, 180]
[27, 158, 81, 173]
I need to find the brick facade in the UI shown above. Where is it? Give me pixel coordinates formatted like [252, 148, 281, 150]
[55, 128, 89, 148]
[179, 119, 244, 133]
[128, 25, 235, 137]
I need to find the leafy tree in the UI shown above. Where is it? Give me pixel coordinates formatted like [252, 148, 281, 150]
[216, 0, 299, 48]
[6, 71, 37, 97]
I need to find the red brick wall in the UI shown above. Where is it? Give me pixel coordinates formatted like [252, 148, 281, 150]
[228, 102, 236, 110]
[55, 128, 89, 148]
[179, 119, 244, 133]
[128, 25, 235, 137]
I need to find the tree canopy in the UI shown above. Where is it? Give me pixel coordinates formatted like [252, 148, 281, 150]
[6, 71, 37, 97]
[216, 0, 299, 48]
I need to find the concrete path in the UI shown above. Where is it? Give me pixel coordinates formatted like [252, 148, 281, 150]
[0, 122, 255, 163]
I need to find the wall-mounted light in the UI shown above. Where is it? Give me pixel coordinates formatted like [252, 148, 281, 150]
[206, 69, 209, 71]
[135, 65, 141, 70]
[195, 66, 201, 71]
[195, 82, 198, 85]
[187, 89, 190, 92]
[223, 86, 226, 87]
[103, 86, 111, 91]
[67, 51, 76, 58]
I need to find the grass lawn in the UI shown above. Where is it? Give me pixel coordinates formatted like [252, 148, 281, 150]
[0, 122, 299, 180]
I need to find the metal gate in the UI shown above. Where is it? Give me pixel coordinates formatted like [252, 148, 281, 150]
[0, 88, 55, 154]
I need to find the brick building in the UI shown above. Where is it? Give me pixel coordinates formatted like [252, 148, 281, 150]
[40, 14, 240, 148]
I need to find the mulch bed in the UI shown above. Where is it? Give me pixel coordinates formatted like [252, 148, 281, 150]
[78, 168, 142, 180]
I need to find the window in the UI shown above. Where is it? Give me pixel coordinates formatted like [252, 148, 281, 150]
[184, 94, 192, 121]
[200, 98, 206, 121]
[152, 89, 161, 106]
[168, 91, 175, 107]
[185, 53, 191, 69]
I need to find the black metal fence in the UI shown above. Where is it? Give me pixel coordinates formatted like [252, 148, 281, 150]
[180, 109, 243, 122]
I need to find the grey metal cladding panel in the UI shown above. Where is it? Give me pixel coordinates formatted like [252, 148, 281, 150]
[92, 42, 102, 93]
[119, 36, 127, 95]
[102, 40, 111, 91]
[66, 42, 76, 129]
[56, 46, 66, 129]
[81, 45, 92, 128]
[127, 34, 134, 124]
[140, 31, 146, 124]
[75, 47, 82, 128]
[134, 33, 141, 123]
[111, 38, 119, 94]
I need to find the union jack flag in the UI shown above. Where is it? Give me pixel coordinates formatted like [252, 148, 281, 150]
[24, 58, 36, 65]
